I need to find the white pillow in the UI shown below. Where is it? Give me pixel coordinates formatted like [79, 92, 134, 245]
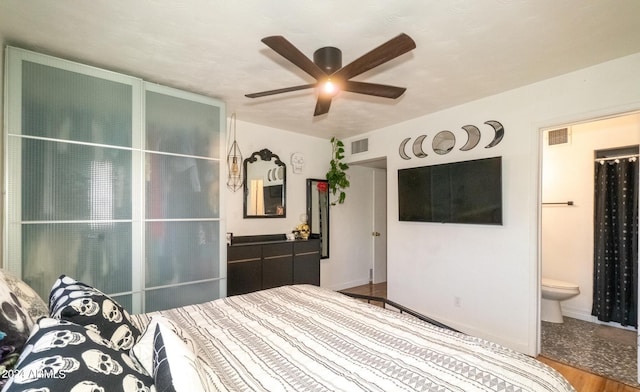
[151, 319, 214, 392]
[131, 315, 170, 374]
[131, 315, 212, 391]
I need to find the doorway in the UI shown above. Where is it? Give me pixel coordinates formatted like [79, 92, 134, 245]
[539, 112, 640, 385]
[351, 158, 388, 286]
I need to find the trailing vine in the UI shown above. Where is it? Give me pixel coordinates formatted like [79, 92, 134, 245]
[326, 137, 350, 205]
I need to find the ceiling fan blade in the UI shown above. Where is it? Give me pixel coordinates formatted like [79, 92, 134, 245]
[245, 83, 317, 98]
[314, 95, 332, 116]
[342, 81, 406, 99]
[261, 36, 327, 80]
[333, 33, 416, 80]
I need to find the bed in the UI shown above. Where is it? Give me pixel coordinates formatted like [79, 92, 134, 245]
[0, 274, 575, 392]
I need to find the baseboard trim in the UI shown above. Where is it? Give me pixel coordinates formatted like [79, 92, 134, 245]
[562, 307, 637, 331]
[326, 278, 372, 292]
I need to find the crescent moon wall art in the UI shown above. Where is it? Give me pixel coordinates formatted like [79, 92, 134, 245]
[412, 135, 428, 158]
[398, 120, 504, 159]
[399, 137, 411, 160]
[460, 125, 481, 151]
[484, 120, 504, 148]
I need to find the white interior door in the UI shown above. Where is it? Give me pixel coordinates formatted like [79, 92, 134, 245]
[372, 168, 387, 284]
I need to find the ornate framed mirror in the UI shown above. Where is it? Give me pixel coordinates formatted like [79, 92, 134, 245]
[243, 149, 286, 218]
[306, 179, 329, 258]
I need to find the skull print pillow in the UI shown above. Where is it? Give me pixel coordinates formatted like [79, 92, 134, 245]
[0, 272, 35, 358]
[49, 276, 141, 351]
[0, 269, 49, 323]
[2, 317, 155, 392]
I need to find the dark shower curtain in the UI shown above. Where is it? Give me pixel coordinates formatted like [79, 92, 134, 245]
[592, 157, 638, 327]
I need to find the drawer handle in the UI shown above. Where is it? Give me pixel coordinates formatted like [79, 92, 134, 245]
[228, 258, 261, 264]
[295, 251, 319, 256]
[263, 254, 292, 260]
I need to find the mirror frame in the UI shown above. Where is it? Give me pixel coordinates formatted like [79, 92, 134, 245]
[243, 148, 286, 218]
[306, 178, 330, 259]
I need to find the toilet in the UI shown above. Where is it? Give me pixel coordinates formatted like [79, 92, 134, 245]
[541, 278, 580, 323]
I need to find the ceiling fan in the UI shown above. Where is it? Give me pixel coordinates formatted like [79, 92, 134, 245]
[245, 33, 416, 116]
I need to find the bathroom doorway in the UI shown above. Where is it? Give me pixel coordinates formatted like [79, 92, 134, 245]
[539, 111, 640, 385]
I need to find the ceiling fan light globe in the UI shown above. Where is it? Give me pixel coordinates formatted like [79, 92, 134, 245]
[322, 80, 339, 96]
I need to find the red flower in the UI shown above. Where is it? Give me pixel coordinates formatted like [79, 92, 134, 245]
[317, 182, 328, 193]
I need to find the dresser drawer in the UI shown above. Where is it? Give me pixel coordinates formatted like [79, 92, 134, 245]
[228, 245, 261, 263]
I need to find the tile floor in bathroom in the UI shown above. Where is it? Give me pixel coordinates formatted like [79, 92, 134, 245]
[541, 316, 638, 387]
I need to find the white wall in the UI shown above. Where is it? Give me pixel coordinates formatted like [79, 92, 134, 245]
[542, 113, 640, 323]
[225, 119, 329, 236]
[224, 119, 372, 290]
[336, 52, 640, 355]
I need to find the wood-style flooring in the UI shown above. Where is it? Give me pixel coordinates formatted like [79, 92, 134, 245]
[341, 283, 640, 392]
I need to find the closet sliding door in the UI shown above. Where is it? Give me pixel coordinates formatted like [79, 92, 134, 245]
[143, 85, 225, 312]
[4, 47, 225, 313]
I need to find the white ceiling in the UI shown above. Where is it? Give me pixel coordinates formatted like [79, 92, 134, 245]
[1, 1, 640, 140]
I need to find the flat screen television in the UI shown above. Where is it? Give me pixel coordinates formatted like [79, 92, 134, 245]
[398, 156, 502, 225]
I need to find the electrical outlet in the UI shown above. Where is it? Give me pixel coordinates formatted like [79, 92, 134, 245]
[454, 296, 461, 307]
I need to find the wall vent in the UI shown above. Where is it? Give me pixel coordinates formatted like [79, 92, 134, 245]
[351, 138, 369, 154]
[547, 128, 570, 146]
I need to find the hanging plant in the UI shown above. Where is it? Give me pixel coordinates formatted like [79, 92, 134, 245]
[326, 137, 350, 205]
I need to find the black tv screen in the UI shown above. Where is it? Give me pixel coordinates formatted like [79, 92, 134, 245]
[398, 156, 502, 225]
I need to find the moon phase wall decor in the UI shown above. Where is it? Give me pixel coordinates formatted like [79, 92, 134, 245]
[399, 120, 504, 160]
[432, 131, 455, 155]
[412, 135, 428, 158]
[483, 120, 504, 148]
[399, 138, 411, 160]
[460, 125, 480, 151]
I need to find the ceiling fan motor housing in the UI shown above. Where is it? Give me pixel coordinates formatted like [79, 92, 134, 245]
[314, 47, 342, 74]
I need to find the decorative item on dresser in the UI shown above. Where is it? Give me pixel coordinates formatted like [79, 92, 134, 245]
[227, 234, 321, 296]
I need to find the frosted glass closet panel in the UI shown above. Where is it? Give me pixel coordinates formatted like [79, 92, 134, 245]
[143, 86, 224, 310]
[146, 156, 219, 219]
[21, 61, 132, 146]
[146, 91, 221, 158]
[5, 47, 225, 313]
[145, 221, 220, 287]
[12, 222, 133, 302]
[14, 139, 132, 221]
[145, 280, 221, 313]
[5, 48, 138, 309]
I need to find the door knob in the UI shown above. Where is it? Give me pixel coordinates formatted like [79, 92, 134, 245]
[372, 232, 381, 237]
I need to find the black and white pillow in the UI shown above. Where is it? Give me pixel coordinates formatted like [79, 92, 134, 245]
[3, 317, 154, 392]
[131, 315, 200, 374]
[0, 273, 35, 358]
[0, 269, 48, 323]
[49, 275, 141, 351]
[151, 320, 213, 392]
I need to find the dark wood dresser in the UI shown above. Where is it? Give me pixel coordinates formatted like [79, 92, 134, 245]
[227, 234, 321, 296]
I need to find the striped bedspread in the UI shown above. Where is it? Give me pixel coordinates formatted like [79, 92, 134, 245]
[133, 285, 575, 392]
